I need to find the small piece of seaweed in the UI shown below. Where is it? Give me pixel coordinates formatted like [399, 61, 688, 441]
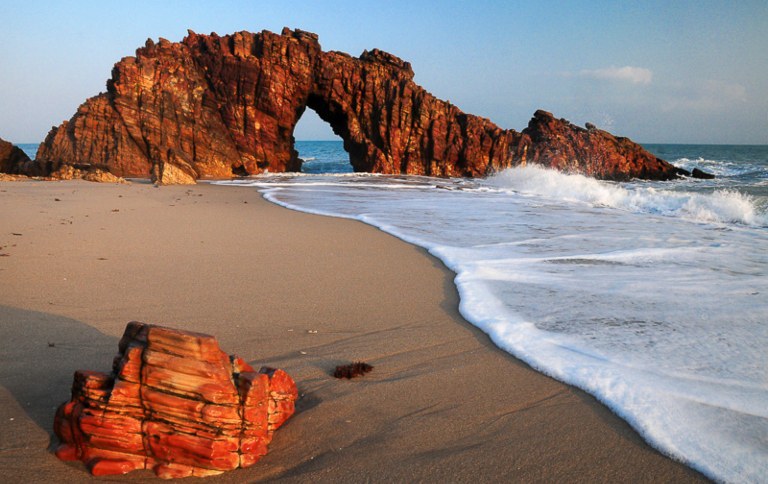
[334, 362, 373, 379]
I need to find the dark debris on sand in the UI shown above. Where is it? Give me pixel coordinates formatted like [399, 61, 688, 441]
[334, 362, 373, 379]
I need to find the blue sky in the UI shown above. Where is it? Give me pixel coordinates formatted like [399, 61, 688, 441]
[1, 0, 766, 144]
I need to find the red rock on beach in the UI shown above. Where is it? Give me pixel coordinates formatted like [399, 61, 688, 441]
[53, 322, 297, 479]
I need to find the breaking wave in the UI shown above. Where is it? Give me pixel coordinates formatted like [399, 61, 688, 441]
[486, 166, 766, 226]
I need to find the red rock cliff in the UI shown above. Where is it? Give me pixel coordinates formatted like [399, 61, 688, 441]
[29, 28, 679, 181]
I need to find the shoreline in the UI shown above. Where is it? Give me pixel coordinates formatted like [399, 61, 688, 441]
[0, 180, 707, 482]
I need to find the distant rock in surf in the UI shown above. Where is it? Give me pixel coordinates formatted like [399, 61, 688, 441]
[18, 29, 680, 183]
[691, 168, 716, 179]
[673, 166, 717, 180]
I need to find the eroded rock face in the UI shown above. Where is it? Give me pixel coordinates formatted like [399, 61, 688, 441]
[53, 322, 297, 478]
[27, 28, 677, 182]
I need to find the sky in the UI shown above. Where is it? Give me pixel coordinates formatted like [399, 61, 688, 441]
[1, 0, 766, 145]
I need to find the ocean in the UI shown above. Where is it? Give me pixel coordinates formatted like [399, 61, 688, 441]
[20, 140, 767, 481]
[17, 144, 39, 160]
[223, 141, 768, 483]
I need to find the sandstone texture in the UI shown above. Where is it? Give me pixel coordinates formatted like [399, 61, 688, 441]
[53, 322, 297, 479]
[21, 28, 681, 182]
[151, 160, 197, 185]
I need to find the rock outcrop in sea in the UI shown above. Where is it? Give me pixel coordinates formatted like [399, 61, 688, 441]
[17, 28, 684, 181]
[54, 322, 298, 478]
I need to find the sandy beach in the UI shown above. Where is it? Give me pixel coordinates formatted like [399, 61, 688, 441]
[0, 180, 706, 482]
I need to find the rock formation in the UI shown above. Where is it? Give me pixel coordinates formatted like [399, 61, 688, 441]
[0, 136, 128, 181]
[0, 137, 34, 175]
[53, 322, 297, 478]
[691, 167, 716, 180]
[517, 110, 679, 181]
[151, 160, 197, 185]
[22, 28, 682, 182]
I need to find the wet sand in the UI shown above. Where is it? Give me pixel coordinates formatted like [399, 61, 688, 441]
[0, 180, 707, 482]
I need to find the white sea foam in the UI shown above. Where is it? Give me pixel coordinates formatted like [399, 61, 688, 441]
[486, 165, 766, 226]
[215, 150, 768, 482]
[673, 156, 756, 178]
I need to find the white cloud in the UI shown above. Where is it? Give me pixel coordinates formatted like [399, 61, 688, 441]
[578, 66, 653, 85]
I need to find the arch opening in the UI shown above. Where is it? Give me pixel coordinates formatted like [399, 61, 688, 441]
[292, 107, 352, 174]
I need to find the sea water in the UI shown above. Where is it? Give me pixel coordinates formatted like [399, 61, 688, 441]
[20, 138, 766, 481]
[216, 141, 768, 482]
[17, 143, 39, 160]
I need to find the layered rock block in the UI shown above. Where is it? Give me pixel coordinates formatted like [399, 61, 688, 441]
[53, 322, 297, 479]
[22, 28, 681, 182]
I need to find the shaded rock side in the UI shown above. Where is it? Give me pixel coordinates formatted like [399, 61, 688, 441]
[53, 321, 297, 479]
[30, 28, 678, 181]
[0, 137, 36, 175]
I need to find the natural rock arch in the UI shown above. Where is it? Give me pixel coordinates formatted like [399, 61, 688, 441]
[28, 28, 683, 182]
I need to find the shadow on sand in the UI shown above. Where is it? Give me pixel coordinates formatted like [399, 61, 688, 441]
[0, 305, 118, 436]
